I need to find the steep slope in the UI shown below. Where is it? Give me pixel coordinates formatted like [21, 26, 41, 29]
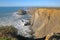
[30, 8, 60, 38]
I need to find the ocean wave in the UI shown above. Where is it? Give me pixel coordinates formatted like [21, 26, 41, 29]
[0, 12, 32, 38]
[14, 19, 32, 38]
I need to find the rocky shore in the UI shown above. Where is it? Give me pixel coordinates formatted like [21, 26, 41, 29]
[0, 25, 45, 40]
[0, 8, 60, 40]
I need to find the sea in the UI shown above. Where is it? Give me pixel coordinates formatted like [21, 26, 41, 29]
[0, 7, 32, 38]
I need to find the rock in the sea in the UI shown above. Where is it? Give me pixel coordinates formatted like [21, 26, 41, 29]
[30, 8, 60, 38]
[18, 9, 26, 15]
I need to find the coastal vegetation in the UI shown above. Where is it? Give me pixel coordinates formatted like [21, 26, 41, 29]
[0, 25, 17, 40]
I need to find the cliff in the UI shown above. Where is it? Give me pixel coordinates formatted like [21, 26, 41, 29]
[30, 8, 60, 38]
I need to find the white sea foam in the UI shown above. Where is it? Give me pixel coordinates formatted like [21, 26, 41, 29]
[0, 12, 32, 38]
[14, 19, 32, 37]
[12, 12, 22, 18]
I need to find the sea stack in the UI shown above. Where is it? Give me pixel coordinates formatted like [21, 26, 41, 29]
[18, 9, 26, 15]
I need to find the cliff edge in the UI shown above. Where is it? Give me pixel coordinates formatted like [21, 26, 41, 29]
[30, 8, 60, 38]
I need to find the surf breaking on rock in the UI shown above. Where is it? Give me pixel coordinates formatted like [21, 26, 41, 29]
[0, 11, 33, 38]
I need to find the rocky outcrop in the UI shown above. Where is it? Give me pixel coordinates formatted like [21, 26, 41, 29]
[26, 8, 38, 15]
[18, 9, 26, 15]
[30, 8, 60, 38]
[18, 8, 38, 15]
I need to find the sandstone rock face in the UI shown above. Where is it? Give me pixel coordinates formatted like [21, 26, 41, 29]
[30, 8, 60, 38]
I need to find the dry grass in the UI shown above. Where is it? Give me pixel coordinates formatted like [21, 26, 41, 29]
[0, 25, 17, 40]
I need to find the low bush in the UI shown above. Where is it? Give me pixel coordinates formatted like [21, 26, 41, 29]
[0, 25, 17, 40]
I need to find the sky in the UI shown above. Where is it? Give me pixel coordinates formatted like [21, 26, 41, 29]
[0, 0, 60, 7]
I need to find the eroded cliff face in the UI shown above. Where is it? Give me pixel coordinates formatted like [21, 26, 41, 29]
[30, 8, 60, 38]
